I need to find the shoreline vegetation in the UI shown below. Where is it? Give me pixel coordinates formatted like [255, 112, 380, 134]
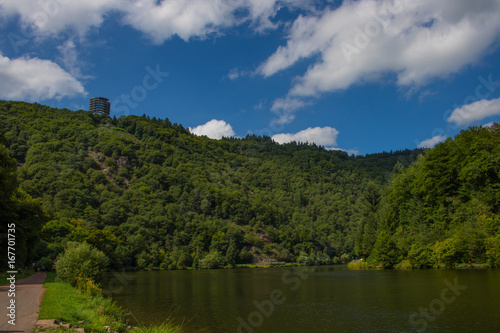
[1, 102, 498, 276]
[347, 259, 492, 270]
[38, 272, 183, 333]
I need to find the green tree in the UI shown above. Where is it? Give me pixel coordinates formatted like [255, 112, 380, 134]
[369, 231, 400, 268]
[55, 242, 109, 286]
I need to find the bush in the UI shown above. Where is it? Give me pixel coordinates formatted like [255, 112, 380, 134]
[55, 242, 109, 286]
[395, 259, 413, 270]
[433, 238, 460, 268]
[485, 235, 500, 267]
[340, 253, 351, 264]
[347, 260, 369, 270]
[199, 251, 225, 269]
[76, 275, 102, 298]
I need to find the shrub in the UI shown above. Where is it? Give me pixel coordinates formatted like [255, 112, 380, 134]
[433, 238, 460, 268]
[55, 242, 109, 286]
[395, 259, 413, 270]
[199, 251, 225, 269]
[340, 253, 351, 264]
[485, 235, 500, 267]
[347, 260, 369, 270]
[76, 275, 102, 298]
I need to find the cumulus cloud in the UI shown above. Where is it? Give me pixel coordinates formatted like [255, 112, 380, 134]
[0, 53, 86, 101]
[447, 97, 500, 126]
[272, 126, 339, 146]
[0, 0, 313, 41]
[0, 0, 119, 36]
[260, 0, 500, 115]
[189, 119, 236, 139]
[417, 135, 447, 149]
[121, 0, 241, 43]
[122, 0, 316, 42]
[271, 97, 311, 125]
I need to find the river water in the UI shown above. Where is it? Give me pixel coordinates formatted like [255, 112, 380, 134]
[105, 265, 500, 332]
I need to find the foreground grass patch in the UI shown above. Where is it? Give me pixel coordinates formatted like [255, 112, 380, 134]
[39, 273, 127, 333]
[39, 272, 184, 333]
[131, 321, 183, 333]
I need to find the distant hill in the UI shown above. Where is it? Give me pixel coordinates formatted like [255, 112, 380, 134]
[4, 101, 496, 270]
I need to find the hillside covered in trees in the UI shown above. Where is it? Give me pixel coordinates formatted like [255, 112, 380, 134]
[358, 123, 500, 268]
[0, 100, 498, 270]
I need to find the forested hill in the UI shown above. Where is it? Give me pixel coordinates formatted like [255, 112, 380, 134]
[3, 101, 497, 271]
[0, 100, 418, 269]
[360, 122, 500, 269]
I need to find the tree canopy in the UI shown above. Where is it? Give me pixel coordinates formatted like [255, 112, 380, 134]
[1, 100, 497, 270]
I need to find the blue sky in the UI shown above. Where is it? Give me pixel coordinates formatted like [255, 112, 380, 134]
[1, 0, 500, 155]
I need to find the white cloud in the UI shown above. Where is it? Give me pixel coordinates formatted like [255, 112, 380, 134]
[227, 68, 241, 80]
[271, 97, 311, 125]
[417, 135, 447, 149]
[0, 0, 119, 36]
[57, 39, 93, 80]
[0, 53, 86, 101]
[122, 0, 316, 43]
[447, 97, 500, 126]
[0, 0, 314, 41]
[272, 126, 339, 146]
[483, 122, 495, 128]
[189, 119, 236, 139]
[121, 0, 241, 43]
[326, 147, 359, 156]
[227, 67, 252, 80]
[260, 0, 500, 114]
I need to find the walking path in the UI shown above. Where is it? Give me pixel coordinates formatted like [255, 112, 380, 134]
[0, 272, 47, 333]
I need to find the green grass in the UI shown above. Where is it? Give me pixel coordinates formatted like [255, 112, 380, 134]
[39, 272, 184, 333]
[39, 274, 127, 333]
[131, 321, 183, 333]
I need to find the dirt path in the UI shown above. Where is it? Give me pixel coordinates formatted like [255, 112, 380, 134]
[0, 272, 47, 333]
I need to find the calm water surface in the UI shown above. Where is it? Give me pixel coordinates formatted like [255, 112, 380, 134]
[106, 266, 500, 332]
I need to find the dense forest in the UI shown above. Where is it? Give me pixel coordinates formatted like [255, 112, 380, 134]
[0, 100, 498, 270]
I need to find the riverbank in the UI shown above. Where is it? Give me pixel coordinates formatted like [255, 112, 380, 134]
[37, 272, 183, 333]
[347, 259, 492, 270]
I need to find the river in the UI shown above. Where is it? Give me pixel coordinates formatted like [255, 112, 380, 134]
[105, 265, 500, 332]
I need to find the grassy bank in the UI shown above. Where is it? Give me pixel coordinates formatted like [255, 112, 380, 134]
[39, 272, 183, 333]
